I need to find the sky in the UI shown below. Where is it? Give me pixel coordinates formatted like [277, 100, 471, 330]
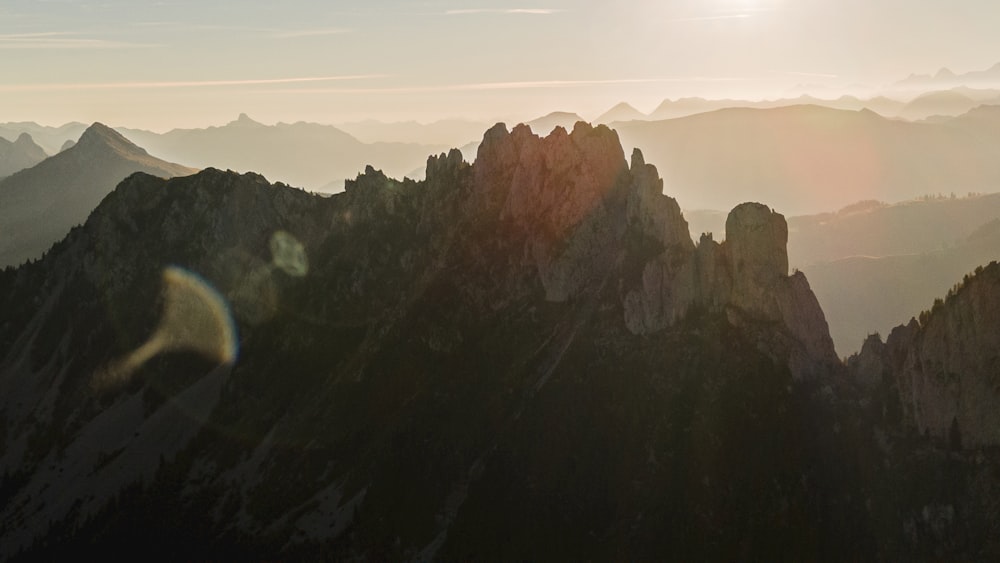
[3, 0, 1000, 130]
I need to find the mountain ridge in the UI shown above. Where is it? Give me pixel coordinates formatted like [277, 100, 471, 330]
[0, 122, 195, 267]
[0, 132, 46, 178]
[116, 114, 446, 189]
[0, 122, 859, 559]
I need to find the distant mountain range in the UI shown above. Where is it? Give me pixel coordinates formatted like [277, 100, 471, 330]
[612, 103, 1000, 215]
[807, 219, 1000, 356]
[0, 133, 46, 178]
[0, 123, 195, 268]
[117, 114, 445, 190]
[895, 61, 1000, 90]
[0, 121, 87, 155]
[595, 102, 647, 123]
[524, 111, 585, 135]
[336, 118, 489, 146]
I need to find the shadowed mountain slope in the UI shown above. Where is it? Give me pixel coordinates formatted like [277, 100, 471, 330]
[0, 123, 195, 267]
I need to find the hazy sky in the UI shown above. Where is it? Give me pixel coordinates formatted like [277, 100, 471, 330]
[3, 0, 1000, 129]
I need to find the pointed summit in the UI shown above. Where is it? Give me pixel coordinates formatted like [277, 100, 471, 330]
[0, 124, 195, 267]
[0, 132, 46, 177]
[74, 122, 151, 159]
[230, 113, 263, 127]
[595, 102, 647, 124]
[934, 67, 956, 80]
[14, 132, 36, 146]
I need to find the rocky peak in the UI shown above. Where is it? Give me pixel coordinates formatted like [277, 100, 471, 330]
[624, 197, 837, 378]
[424, 148, 467, 182]
[231, 113, 263, 127]
[75, 122, 149, 158]
[723, 202, 788, 283]
[14, 132, 37, 147]
[474, 121, 627, 232]
[0, 132, 47, 178]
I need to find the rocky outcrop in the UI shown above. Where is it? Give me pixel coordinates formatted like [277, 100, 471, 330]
[851, 261, 1000, 447]
[623, 200, 837, 378]
[470, 124, 837, 379]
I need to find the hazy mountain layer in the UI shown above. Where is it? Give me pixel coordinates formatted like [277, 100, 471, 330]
[895, 61, 1000, 91]
[808, 220, 1000, 355]
[0, 123, 195, 268]
[595, 102, 647, 124]
[649, 94, 907, 121]
[0, 133, 46, 178]
[613, 104, 1000, 215]
[117, 114, 445, 191]
[336, 118, 490, 147]
[0, 122, 88, 155]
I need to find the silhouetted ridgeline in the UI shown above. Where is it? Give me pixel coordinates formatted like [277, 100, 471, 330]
[1, 123, 998, 560]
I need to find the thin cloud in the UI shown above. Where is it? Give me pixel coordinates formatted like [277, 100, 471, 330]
[256, 77, 746, 95]
[665, 14, 752, 23]
[0, 74, 386, 92]
[0, 32, 154, 49]
[445, 8, 564, 15]
[779, 71, 840, 79]
[270, 27, 352, 39]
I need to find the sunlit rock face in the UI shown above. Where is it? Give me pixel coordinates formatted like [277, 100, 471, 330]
[472, 122, 633, 301]
[852, 262, 1000, 447]
[470, 123, 838, 380]
[622, 197, 837, 378]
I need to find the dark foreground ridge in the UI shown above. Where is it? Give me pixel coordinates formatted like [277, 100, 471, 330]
[0, 123, 998, 560]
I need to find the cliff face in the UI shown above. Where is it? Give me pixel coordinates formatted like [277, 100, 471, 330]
[851, 262, 1000, 448]
[0, 123, 862, 560]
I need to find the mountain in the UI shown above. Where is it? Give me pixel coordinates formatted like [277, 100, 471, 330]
[805, 218, 1000, 355]
[117, 114, 445, 191]
[613, 104, 1000, 215]
[0, 123, 195, 267]
[335, 118, 489, 146]
[787, 193, 1000, 268]
[0, 121, 88, 155]
[1, 123, 901, 560]
[0, 133, 46, 178]
[690, 193, 1000, 354]
[595, 102, 646, 123]
[849, 260, 1000, 448]
[3, 122, 999, 559]
[524, 111, 585, 135]
[899, 90, 981, 120]
[895, 61, 1000, 90]
[647, 95, 907, 121]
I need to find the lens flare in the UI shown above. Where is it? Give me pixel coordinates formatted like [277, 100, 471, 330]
[270, 230, 308, 277]
[95, 266, 238, 388]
